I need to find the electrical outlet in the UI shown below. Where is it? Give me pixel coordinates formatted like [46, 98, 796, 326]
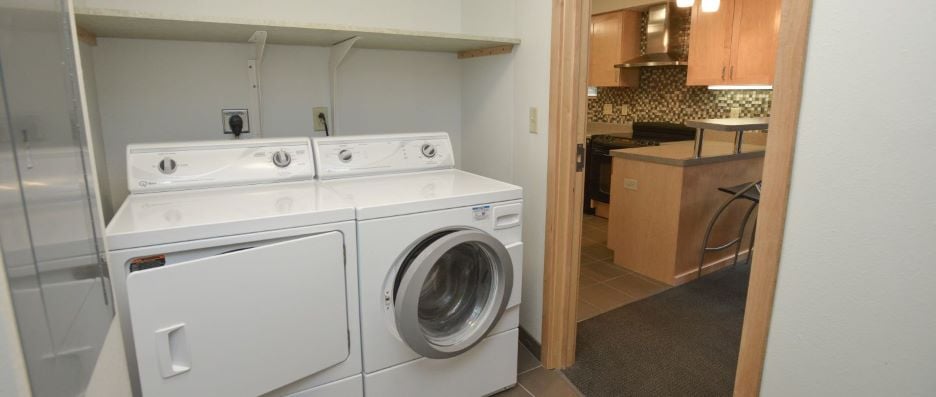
[730, 107, 741, 118]
[313, 107, 329, 132]
[603, 103, 613, 115]
[620, 104, 630, 116]
[623, 178, 638, 191]
[529, 107, 538, 133]
[221, 109, 249, 135]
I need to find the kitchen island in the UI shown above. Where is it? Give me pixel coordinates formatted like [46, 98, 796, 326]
[607, 140, 765, 285]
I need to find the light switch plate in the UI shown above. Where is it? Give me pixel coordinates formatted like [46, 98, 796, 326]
[603, 103, 613, 115]
[623, 178, 638, 191]
[529, 107, 538, 133]
[221, 109, 249, 135]
[620, 104, 630, 116]
[730, 107, 741, 118]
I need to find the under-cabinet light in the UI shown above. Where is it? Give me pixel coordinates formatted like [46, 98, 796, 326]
[676, 0, 695, 7]
[701, 0, 720, 12]
[708, 85, 773, 90]
[587, 86, 598, 97]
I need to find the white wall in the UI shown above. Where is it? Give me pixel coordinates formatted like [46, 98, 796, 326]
[333, 48, 462, 155]
[508, 0, 552, 344]
[460, 0, 551, 343]
[759, 1, 936, 395]
[0, 255, 31, 397]
[91, 38, 462, 211]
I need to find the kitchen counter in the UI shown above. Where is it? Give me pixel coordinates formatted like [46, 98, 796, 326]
[607, 140, 764, 285]
[610, 140, 765, 166]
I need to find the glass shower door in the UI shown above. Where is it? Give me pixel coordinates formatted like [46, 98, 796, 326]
[0, 1, 113, 396]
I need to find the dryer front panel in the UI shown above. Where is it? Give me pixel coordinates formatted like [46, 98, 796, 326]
[125, 231, 349, 397]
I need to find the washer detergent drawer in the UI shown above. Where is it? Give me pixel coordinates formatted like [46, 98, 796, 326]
[126, 232, 349, 397]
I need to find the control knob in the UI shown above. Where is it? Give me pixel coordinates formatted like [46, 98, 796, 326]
[421, 144, 437, 158]
[158, 157, 177, 174]
[338, 149, 353, 163]
[272, 150, 292, 168]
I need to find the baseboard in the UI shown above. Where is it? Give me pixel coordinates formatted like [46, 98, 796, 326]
[672, 250, 751, 285]
[517, 326, 541, 361]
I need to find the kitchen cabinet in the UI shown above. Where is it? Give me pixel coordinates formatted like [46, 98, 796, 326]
[686, 0, 781, 86]
[588, 10, 641, 87]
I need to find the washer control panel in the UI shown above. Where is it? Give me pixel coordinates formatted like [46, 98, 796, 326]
[127, 138, 314, 193]
[313, 132, 454, 179]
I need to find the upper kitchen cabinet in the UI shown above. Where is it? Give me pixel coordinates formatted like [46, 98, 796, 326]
[729, 0, 782, 84]
[686, 0, 781, 86]
[588, 10, 641, 87]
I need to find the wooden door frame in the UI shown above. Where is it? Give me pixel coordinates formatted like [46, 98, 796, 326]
[541, 1, 814, 395]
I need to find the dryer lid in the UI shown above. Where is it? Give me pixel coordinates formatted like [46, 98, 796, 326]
[106, 182, 354, 250]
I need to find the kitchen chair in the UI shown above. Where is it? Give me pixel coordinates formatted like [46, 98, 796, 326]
[698, 180, 761, 278]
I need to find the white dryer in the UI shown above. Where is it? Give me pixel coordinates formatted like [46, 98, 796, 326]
[313, 133, 523, 397]
[106, 138, 363, 397]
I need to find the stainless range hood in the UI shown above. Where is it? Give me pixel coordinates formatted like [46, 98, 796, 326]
[616, 3, 688, 68]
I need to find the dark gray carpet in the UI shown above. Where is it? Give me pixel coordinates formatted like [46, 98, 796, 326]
[563, 263, 750, 397]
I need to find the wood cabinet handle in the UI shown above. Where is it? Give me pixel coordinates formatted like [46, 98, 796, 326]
[722, 66, 726, 80]
[730, 65, 735, 79]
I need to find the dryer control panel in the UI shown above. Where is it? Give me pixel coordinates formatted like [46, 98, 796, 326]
[313, 132, 455, 179]
[127, 138, 314, 193]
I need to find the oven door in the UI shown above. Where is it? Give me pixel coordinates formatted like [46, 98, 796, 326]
[393, 229, 513, 359]
[585, 141, 614, 206]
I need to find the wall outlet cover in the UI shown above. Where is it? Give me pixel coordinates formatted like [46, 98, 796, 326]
[313, 107, 329, 132]
[222, 109, 249, 134]
[730, 107, 742, 118]
[623, 178, 638, 191]
[529, 107, 538, 133]
[603, 103, 613, 115]
[620, 104, 630, 116]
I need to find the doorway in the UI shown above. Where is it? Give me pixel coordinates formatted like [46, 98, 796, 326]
[541, 0, 814, 395]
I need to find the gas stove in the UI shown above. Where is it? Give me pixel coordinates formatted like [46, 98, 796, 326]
[584, 122, 697, 215]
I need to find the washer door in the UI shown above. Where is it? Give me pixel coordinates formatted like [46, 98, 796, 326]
[394, 229, 513, 359]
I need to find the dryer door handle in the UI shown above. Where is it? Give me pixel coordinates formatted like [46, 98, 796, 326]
[493, 203, 522, 230]
[155, 323, 191, 379]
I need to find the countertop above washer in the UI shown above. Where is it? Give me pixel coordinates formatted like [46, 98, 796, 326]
[319, 169, 522, 221]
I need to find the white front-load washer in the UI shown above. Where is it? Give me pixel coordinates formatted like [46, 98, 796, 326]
[106, 138, 363, 397]
[313, 133, 523, 397]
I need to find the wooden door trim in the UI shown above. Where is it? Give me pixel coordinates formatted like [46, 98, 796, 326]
[542, 1, 815, 396]
[541, 0, 590, 368]
[733, 0, 813, 394]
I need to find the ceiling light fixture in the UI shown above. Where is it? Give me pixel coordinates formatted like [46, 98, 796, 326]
[676, 0, 695, 7]
[701, 0, 720, 12]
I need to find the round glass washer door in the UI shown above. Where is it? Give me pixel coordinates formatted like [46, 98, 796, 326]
[393, 229, 513, 359]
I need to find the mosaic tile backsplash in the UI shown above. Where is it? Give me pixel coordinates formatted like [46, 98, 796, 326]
[589, 7, 772, 124]
[588, 67, 773, 124]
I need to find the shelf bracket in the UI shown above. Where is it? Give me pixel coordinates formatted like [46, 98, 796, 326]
[329, 36, 360, 136]
[247, 31, 268, 137]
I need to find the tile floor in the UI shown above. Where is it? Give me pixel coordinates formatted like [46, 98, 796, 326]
[494, 344, 583, 397]
[577, 215, 671, 322]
